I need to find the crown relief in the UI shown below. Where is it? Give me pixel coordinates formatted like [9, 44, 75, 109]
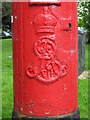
[33, 7, 57, 33]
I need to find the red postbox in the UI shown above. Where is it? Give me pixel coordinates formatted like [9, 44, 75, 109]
[12, 1, 80, 119]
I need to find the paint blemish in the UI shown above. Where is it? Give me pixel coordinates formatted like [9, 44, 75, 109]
[30, 111, 33, 114]
[70, 48, 75, 54]
[21, 107, 23, 111]
[45, 112, 50, 115]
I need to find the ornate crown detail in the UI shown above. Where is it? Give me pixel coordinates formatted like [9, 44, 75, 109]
[34, 7, 57, 33]
[26, 7, 67, 84]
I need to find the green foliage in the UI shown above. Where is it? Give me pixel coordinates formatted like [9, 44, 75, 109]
[78, 2, 90, 43]
[78, 18, 84, 27]
[78, 79, 88, 118]
[85, 43, 89, 70]
[1, 39, 13, 118]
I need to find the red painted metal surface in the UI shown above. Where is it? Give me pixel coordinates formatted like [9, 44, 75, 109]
[12, 2, 78, 117]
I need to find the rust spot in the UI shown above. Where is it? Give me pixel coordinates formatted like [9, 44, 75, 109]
[15, 111, 26, 118]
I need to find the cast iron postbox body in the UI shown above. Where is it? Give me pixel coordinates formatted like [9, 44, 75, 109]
[12, 1, 80, 119]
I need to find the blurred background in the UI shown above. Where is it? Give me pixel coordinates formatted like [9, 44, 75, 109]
[0, 2, 11, 38]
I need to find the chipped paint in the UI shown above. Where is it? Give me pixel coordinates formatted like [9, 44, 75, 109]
[21, 108, 23, 111]
[45, 112, 50, 115]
